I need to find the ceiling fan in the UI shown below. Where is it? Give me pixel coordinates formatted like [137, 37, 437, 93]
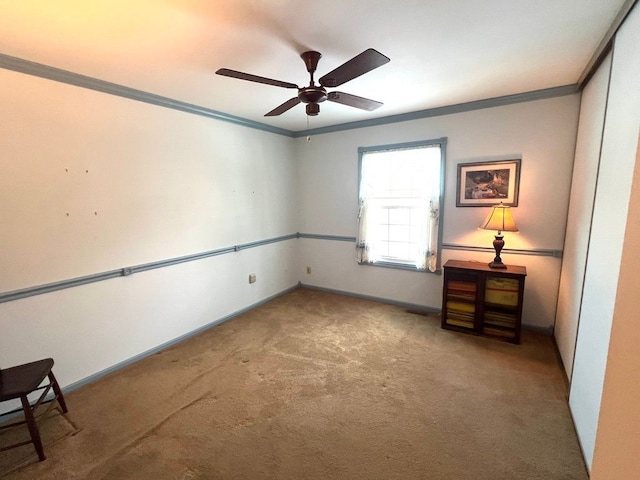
[216, 49, 390, 117]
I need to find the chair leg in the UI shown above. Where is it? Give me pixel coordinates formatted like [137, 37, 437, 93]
[48, 371, 68, 413]
[20, 395, 46, 461]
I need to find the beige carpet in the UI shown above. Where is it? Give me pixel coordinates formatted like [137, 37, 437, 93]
[1, 288, 587, 479]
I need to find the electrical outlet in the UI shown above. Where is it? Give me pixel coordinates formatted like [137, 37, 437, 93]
[249, 273, 256, 284]
[306, 266, 312, 274]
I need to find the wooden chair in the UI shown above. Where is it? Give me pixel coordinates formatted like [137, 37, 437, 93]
[0, 358, 68, 461]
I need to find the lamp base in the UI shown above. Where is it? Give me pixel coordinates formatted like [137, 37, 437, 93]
[489, 234, 506, 269]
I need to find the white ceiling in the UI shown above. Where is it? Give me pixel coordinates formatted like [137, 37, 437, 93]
[0, 0, 628, 132]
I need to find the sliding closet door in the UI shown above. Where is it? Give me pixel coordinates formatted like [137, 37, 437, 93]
[554, 52, 611, 380]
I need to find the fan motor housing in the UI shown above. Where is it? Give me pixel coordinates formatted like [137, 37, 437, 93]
[298, 86, 327, 105]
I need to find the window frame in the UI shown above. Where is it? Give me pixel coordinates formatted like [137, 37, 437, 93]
[357, 137, 447, 273]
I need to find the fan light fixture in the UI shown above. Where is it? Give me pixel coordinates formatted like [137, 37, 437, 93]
[479, 202, 519, 269]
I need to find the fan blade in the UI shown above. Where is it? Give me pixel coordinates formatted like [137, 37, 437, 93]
[265, 97, 301, 116]
[319, 49, 390, 87]
[216, 68, 298, 89]
[327, 91, 383, 111]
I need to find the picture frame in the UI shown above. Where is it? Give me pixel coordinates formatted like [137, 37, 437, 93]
[456, 159, 521, 207]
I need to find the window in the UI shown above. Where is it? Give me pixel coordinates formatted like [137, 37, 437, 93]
[356, 138, 446, 272]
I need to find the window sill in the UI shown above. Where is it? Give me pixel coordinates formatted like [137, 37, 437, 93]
[357, 261, 441, 274]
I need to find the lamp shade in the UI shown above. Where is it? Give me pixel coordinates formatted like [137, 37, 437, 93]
[479, 203, 518, 233]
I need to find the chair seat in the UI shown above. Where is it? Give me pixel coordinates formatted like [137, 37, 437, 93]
[0, 358, 54, 401]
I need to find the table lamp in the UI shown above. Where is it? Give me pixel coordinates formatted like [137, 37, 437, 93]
[479, 202, 518, 268]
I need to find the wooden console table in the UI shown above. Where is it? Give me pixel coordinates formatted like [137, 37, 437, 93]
[441, 260, 527, 344]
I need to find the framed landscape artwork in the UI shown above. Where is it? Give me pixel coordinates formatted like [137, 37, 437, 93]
[456, 159, 521, 207]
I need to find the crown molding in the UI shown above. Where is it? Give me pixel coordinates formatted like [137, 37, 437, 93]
[292, 85, 580, 137]
[1, 53, 580, 138]
[0, 53, 294, 137]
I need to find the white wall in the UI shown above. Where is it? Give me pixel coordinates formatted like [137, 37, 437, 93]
[297, 95, 580, 329]
[0, 70, 297, 292]
[0, 69, 299, 389]
[569, 4, 640, 471]
[555, 53, 611, 379]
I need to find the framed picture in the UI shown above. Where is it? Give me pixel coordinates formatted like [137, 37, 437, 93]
[456, 159, 521, 207]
